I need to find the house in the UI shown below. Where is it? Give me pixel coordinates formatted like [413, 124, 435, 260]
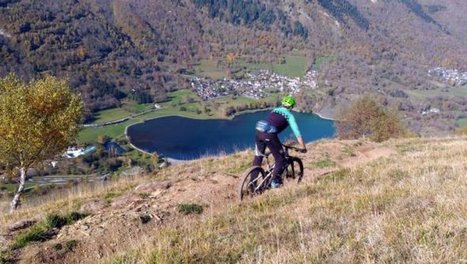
[422, 108, 441, 116]
[63, 146, 96, 159]
[103, 142, 125, 155]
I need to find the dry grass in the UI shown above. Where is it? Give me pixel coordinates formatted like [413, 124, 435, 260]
[2, 137, 466, 264]
[0, 150, 251, 228]
[110, 137, 467, 263]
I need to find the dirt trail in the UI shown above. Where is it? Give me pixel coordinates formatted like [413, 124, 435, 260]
[11, 140, 396, 264]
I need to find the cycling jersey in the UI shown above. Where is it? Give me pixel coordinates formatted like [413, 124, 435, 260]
[266, 106, 302, 138]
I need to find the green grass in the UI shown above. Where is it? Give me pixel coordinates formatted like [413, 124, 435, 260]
[87, 101, 154, 125]
[12, 211, 87, 249]
[197, 53, 308, 79]
[312, 158, 336, 168]
[78, 108, 217, 143]
[195, 59, 229, 80]
[271, 55, 308, 78]
[92, 108, 133, 124]
[177, 203, 204, 215]
[239, 55, 308, 78]
[166, 89, 202, 104]
[104, 191, 124, 203]
[406, 85, 467, 101]
[0, 183, 35, 194]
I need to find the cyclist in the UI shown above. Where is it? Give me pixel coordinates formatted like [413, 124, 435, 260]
[252, 95, 307, 189]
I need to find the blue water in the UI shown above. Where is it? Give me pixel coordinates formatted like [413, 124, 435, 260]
[127, 110, 335, 160]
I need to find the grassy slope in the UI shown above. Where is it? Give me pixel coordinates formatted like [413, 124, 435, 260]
[1, 137, 466, 263]
[114, 137, 467, 263]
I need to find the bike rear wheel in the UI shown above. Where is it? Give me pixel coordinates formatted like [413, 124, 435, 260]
[238, 166, 265, 201]
[284, 157, 304, 183]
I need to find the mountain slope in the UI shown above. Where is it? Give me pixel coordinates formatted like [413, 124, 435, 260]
[1, 136, 466, 263]
[0, 0, 466, 130]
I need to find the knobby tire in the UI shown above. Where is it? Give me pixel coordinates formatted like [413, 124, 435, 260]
[284, 157, 304, 183]
[238, 166, 265, 201]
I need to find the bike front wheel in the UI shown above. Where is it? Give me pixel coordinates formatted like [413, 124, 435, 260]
[284, 157, 304, 183]
[238, 166, 265, 201]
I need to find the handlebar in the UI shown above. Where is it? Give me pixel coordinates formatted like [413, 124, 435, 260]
[282, 144, 307, 153]
[262, 144, 306, 157]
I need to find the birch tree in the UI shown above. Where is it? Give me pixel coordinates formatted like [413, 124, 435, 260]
[0, 74, 83, 212]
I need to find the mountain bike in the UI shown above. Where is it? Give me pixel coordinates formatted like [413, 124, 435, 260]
[238, 144, 304, 201]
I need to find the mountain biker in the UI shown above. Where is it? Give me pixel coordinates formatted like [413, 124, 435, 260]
[252, 95, 307, 189]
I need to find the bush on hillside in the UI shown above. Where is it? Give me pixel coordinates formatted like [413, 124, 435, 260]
[335, 96, 406, 142]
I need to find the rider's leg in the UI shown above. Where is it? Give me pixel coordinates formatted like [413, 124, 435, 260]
[266, 134, 285, 186]
[251, 132, 266, 184]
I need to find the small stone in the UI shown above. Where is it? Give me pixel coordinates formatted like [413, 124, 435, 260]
[79, 199, 107, 214]
[111, 194, 144, 208]
[135, 180, 173, 193]
[7, 219, 37, 232]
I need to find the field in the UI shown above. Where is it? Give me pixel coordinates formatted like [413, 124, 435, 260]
[196, 53, 309, 79]
[405, 85, 467, 101]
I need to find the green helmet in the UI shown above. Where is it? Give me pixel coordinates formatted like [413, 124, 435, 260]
[281, 95, 296, 108]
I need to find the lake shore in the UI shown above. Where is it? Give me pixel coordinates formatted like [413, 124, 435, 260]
[314, 111, 335, 121]
[126, 109, 335, 161]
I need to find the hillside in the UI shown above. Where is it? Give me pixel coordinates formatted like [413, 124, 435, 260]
[1, 0, 466, 132]
[1, 136, 466, 263]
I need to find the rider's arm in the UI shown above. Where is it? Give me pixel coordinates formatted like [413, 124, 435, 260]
[297, 136, 307, 152]
[285, 110, 307, 151]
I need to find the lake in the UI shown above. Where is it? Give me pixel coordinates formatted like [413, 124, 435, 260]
[127, 110, 335, 160]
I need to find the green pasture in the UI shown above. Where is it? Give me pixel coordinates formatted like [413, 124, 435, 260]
[271, 55, 308, 77]
[196, 54, 309, 79]
[92, 108, 132, 124]
[406, 85, 467, 101]
[195, 59, 229, 80]
[90, 102, 153, 124]
[239, 55, 308, 78]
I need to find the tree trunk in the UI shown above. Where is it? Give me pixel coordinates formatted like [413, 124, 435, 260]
[10, 167, 27, 213]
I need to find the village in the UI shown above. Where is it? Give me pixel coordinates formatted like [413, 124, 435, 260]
[191, 70, 318, 100]
[428, 67, 467, 86]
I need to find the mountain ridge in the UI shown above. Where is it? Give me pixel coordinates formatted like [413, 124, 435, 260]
[0, 0, 466, 132]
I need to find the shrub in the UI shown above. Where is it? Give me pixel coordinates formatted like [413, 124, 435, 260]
[335, 96, 406, 142]
[12, 211, 87, 249]
[12, 224, 50, 249]
[177, 203, 204, 215]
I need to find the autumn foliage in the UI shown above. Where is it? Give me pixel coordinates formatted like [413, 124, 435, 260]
[0, 74, 83, 211]
[335, 96, 406, 142]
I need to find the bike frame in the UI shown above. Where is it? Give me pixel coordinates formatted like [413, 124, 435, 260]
[259, 145, 298, 190]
